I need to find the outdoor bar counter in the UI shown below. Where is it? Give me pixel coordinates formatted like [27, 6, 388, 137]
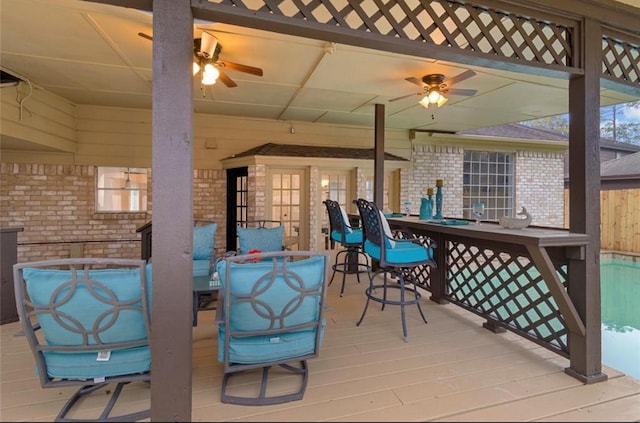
[386, 216, 605, 383]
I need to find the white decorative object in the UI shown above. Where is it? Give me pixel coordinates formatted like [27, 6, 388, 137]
[499, 207, 532, 229]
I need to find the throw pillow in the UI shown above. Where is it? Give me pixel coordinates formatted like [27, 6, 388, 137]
[193, 223, 217, 260]
[237, 225, 284, 255]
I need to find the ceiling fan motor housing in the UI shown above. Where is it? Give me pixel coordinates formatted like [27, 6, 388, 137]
[422, 74, 446, 88]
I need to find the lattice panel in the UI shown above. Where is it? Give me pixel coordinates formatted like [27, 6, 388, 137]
[602, 35, 640, 85]
[204, 0, 573, 67]
[445, 240, 569, 355]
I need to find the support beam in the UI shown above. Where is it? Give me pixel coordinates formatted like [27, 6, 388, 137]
[565, 17, 607, 384]
[374, 104, 385, 208]
[151, 1, 194, 420]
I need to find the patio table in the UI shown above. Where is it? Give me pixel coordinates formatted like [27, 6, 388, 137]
[193, 274, 221, 326]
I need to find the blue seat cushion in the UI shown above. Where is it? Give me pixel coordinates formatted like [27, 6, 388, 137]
[237, 225, 284, 255]
[193, 223, 217, 260]
[217, 323, 325, 364]
[43, 346, 151, 379]
[331, 228, 363, 245]
[193, 259, 211, 277]
[364, 239, 434, 264]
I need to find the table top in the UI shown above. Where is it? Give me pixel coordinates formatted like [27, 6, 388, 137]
[193, 274, 221, 293]
[388, 216, 589, 248]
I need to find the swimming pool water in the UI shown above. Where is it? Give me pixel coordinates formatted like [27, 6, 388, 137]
[600, 256, 640, 380]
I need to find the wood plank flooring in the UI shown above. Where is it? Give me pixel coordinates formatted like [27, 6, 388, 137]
[2, 263, 640, 422]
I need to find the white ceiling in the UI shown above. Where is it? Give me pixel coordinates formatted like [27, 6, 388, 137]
[1, 0, 639, 138]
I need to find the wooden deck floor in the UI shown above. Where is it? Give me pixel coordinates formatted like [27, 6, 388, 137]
[2, 267, 640, 422]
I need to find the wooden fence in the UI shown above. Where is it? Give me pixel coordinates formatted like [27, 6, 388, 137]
[564, 188, 640, 254]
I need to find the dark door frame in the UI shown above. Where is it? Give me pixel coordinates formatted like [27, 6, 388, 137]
[226, 166, 249, 251]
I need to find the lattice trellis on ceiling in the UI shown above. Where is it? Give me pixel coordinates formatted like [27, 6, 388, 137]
[202, 0, 640, 87]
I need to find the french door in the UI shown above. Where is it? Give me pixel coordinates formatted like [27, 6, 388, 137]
[268, 168, 307, 250]
[318, 170, 354, 251]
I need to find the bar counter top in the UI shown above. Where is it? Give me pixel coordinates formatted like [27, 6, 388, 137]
[386, 216, 590, 248]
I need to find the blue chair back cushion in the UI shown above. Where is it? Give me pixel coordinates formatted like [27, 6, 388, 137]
[216, 255, 325, 364]
[22, 265, 152, 379]
[193, 223, 217, 260]
[237, 225, 284, 255]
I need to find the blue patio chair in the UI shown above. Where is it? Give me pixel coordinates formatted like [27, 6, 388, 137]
[12, 258, 152, 422]
[353, 198, 437, 342]
[215, 250, 329, 405]
[323, 199, 371, 297]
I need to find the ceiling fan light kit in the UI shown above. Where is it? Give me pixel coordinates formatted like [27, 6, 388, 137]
[201, 63, 220, 85]
[419, 87, 448, 109]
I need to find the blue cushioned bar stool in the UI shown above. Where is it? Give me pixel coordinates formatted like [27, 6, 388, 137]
[323, 199, 371, 297]
[354, 198, 437, 342]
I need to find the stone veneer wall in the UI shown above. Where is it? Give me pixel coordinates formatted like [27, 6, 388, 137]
[1, 163, 228, 263]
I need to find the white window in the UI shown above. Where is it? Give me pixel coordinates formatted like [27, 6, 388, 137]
[364, 171, 398, 213]
[463, 151, 514, 221]
[96, 167, 148, 212]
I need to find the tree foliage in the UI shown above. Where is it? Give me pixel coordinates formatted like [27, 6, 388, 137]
[521, 100, 640, 145]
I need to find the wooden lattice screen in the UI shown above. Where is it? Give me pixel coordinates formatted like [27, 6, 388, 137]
[197, 0, 640, 89]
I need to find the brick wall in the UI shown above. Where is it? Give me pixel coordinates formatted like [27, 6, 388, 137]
[1, 163, 228, 263]
[405, 145, 465, 217]
[515, 151, 565, 227]
[405, 145, 565, 226]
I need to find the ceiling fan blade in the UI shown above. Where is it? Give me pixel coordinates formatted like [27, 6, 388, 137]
[138, 32, 153, 41]
[405, 76, 425, 87]
[445, 88, 478, 96]
[219, 61, 263, 77]
[443, 69, 476, 87]
[389, 92, 421, 102]
[217, 69, 237, 87]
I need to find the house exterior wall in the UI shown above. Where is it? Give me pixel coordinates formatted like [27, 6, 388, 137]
[516, 151, 565, 226]
[0, 163, 229, 263]
[404, 144, 565, 227]
[2, 100, 570, 263]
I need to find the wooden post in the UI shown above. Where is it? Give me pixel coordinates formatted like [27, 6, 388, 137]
[150, 1, 195, 420]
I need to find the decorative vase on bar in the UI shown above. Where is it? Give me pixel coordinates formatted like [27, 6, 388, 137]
[419, 188, 434, 220]
[434, 179, 444, 219]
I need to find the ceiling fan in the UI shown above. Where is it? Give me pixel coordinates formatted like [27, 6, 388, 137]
[137, 31, 263, 88]
[389, 70, 477, 108]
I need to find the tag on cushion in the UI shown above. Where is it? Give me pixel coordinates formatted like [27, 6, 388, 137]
[96, 351, 111, 361]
